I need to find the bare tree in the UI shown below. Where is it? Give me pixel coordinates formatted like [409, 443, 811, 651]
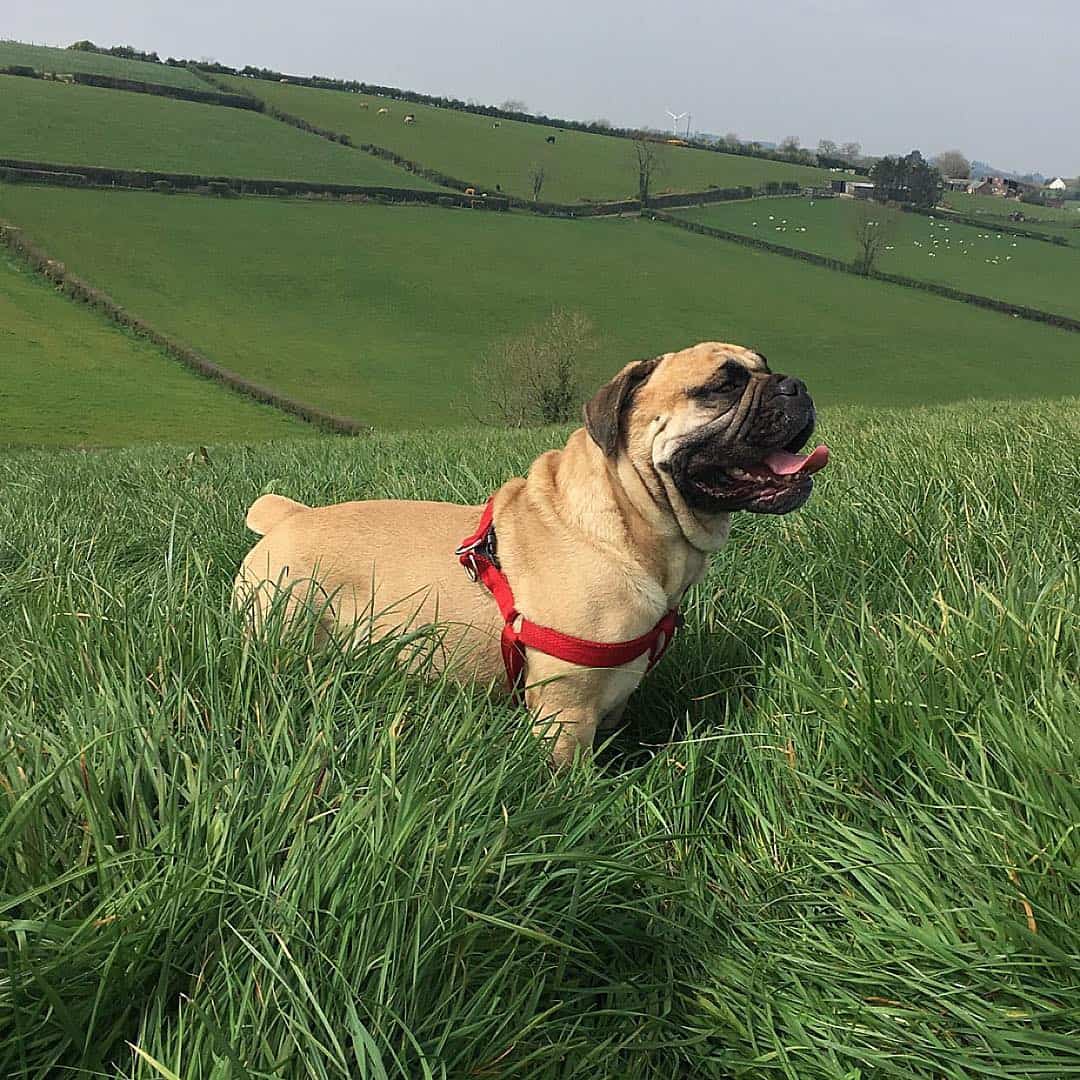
[779, 135, 801, 155]
[471, 310, 600, 426]
[723, 132, 740, 147]
[499, 99, 528, 113]
[850, 202, 891, 274]
[527, 163, 546, 203]
[632, 133, 664, 205]
[933, 150, 970, 178]
[817, 138, 838, 159]
[591, 117, 613, 129]
[840, 141, 862, 163]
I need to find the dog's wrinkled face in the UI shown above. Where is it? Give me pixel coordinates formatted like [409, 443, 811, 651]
[584, 342, 829, 516]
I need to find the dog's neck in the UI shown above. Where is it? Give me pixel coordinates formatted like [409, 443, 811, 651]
[521, 428, 728, 601]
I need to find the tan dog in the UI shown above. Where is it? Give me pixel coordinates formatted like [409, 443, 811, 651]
[234, 342, 828, 764]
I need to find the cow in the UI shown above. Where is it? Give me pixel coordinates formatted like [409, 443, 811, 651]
[492, 121, 500, 128]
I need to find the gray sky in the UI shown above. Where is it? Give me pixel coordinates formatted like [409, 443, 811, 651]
[7, 1, 1079, 176]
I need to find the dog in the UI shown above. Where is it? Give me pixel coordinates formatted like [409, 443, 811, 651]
[234, 342, 828, 765]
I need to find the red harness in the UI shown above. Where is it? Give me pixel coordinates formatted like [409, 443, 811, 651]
[456, 498, 681, 702]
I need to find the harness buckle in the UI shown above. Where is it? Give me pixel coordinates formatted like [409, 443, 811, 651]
[461, 552, 480, 582]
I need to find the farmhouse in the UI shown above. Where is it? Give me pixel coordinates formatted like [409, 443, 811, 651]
[969, 176, 1025, 198]
[831, 179, 874, 198]
[1046, 177, 1067, 191]
[944, 177, 971, 191]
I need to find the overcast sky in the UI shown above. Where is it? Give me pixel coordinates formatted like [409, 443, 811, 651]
[7, 1, 1078, 176]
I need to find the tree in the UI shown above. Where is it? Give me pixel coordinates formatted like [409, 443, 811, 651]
[591, 118, 613, 130]
[527, 163, 546, 203]
[840, 141, 862, 163]
[850, 201, 891, 274]
[471, 310, 599, 427]
[817, 138, 838, 159]
[933, 150, 970, 178]
[499, 99, 528, 113]
[632, 134, 663, 205]
[723, 132, 740, 147]
[870, 150, 944, 209]
[779, 135, 801, 155]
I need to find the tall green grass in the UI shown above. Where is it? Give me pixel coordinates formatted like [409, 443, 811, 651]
[1, 401, 1077, 1077]
[0, 75, 438, 188]
[5, 184, 1080, 431]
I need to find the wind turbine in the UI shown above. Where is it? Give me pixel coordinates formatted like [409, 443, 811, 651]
[666, 109, 688, 136]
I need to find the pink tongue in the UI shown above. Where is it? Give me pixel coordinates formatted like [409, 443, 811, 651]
[763, 444, 830, 476]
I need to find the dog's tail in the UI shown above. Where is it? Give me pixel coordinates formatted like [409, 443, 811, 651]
[246, 494, 310, 536]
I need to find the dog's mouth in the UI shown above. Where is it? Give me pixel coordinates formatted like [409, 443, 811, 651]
[677, 430, 830, 515]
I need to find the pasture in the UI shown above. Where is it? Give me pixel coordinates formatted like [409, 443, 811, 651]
[5, 185, 1080, 431]
[0, 39, 211, 89]
[674, 196, 1080, 319]
[0, 76, 438, 187]
[0, 250, 306, 446]
[218, 75, 833, 202]
[2, 400, 1077, 1078]
[942, 190, 1080, 222]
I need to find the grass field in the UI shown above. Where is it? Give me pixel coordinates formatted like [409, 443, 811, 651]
[674, 196, 1080, 318]
[0, 39, 211, 89]
[218, 75, 834, 203]
[942, 191, 1080, 223]
[0, 250, 308, 446]
[5, 185, 1080, 431]
[1, 401, 1077, 1077]
[0, 75, 440, 187]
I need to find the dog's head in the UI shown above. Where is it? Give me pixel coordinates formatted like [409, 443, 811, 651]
[584, 342, 828, 517]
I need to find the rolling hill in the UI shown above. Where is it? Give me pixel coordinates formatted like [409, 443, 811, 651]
[218, 75, 835, 202]
[0, 39, 211, 89]
[673, 196, 1080, 319]
[4, 183, 1080, 433]
[0, 249, 306, 446]
[0, 74, 441, 188]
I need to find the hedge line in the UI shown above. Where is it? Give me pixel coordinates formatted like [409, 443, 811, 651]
[69, 71, 261, 110]
[0, 158, 510, 209]
[0, 224, 370, 434]
[906, 205, 1069, 246]
[650, 211, 1080, 334]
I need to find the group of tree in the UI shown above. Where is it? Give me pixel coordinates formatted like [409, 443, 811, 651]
[870, 150, 944, 209]
[68, 40, 163, 64]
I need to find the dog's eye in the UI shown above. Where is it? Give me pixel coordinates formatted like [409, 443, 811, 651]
[692, 363, 748, 399]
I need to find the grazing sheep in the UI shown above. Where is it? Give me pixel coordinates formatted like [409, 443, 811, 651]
[378, 107, 390, 116]
[545, 135, 556, 144]
[492, 121, 500, 128]
[404, 114, 415, 124]
[359, 102, 369, 110]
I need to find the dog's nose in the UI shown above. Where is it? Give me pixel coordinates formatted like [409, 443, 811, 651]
[774, 375, 806, 397]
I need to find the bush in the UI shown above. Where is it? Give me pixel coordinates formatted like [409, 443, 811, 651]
[471, 309, 599, 426]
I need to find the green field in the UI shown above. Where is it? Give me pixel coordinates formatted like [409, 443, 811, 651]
[0, 39, 211, 89]
[674, 196, 1080, 318]
[0, 75, 440, 187]
[5, 184, 1080, 429]
[0, 250, 307, 446]
[942, 190, 1080, 222]
[218, 75, 833, 202]
[2, 401, 1077, 1077]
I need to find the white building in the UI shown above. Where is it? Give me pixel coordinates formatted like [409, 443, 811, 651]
[1046, 177, 1067, 191]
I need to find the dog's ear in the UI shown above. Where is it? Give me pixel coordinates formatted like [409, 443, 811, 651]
[583, 357, 661, 457]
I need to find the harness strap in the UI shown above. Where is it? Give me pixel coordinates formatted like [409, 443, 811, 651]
[457, 497, 680, 701]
